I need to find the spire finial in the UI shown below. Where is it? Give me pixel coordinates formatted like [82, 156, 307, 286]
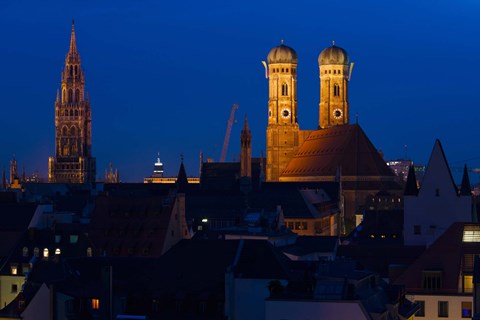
[281, 39, 284, 45]
[68, 20, 78, 55]
[180, 154, 184, 163]
[355, 113, 359, 124]
[332, 40, 336, 46]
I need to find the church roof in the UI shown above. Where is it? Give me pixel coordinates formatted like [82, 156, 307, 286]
[281, 124, 395, 179]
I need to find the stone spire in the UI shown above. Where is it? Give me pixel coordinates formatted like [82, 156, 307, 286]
[240, 115, 252, 178]
[404, 164, 418, 196]
[459, 164, 472, 196]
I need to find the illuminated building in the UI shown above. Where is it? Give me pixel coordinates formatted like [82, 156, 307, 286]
[48, 22, 96, 183]
[265, 43, 401, 231]
[144, 156, 200, 184]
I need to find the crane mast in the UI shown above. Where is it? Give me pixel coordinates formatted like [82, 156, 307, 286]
[220, 104, 238, 162]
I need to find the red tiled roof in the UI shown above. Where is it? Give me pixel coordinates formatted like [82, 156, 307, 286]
[281, 124, 395, 178]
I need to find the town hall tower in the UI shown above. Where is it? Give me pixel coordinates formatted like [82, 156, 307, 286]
[48, 22, 96, 183]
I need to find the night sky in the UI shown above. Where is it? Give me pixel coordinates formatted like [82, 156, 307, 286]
[1, 1, 480, 183]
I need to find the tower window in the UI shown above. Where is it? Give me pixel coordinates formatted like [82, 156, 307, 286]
[282, 68, 284, 72]
[333, 70, 336, 74]
[286, 68, 289, 72]
[338, 70, 341, 74]
[334, 84, 340, 96]
[69, 66, 73, 76]
[68, 89, 73, 103]
[281, 83, 288, 96]
[74, 65, 78, 75]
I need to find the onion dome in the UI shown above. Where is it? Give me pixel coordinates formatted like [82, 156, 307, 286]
[267, 41, 298, 64]
[318, 43, 349, 65]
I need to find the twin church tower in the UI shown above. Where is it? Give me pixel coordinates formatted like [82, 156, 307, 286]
[266, 41, 352, 181]
[46, 23, 351, 184]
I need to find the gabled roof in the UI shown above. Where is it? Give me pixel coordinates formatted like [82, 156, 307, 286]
[281, 124, 395, 179]
[418, 139, 458, 197]
[89, 193, 176, 257]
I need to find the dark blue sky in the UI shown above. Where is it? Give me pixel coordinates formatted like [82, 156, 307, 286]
[1, 1, 480, 182]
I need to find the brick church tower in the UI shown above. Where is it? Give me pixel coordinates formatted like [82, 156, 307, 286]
[48, 22, 96, 183]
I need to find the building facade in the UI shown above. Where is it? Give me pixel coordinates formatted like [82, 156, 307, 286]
[48, 22, 95, 183]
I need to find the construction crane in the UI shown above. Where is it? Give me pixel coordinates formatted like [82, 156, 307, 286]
[220, 104, 238, 162]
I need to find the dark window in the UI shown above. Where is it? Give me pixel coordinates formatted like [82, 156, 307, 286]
[423, 271, 442, 292]
[281, 84, 288, 96]
[435, 188, 440, 196]
[11, 284, 18, 293]
[414, 225, 421, 235]
[438, 301, 448, 318]
[416, 300, 425, 317]
[334, 84, 340, 96]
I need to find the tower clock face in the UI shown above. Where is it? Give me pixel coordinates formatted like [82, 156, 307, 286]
[282, 109, 290, 118]
[333, 108, 343, 119]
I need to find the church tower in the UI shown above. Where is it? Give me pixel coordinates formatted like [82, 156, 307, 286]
[240, 116, 252, 178]
[265, 42, 300, 182]
[48, 22, 96, 183]
[318, 43, 350, 129]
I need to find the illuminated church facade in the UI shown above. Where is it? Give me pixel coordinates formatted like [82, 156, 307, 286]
[265, 42, 401, 229]
[48, 22, 96, 183]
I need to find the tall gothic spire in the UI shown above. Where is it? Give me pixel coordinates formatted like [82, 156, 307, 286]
[69, 20, 77, 54]
[66, 20, 80, 65]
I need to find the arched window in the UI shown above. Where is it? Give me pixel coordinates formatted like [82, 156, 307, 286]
[75, 89, 80, 102]
[34, 247, 39, 257]
[22, 247, 28, 257]
[281, 83, 288, 96]
[75, 110, 78, 116]
[62, 89, 66, 102]
[334, 84, 340, 96]
[43, 248, 49, 258]
[70, 126, 76, 136]
[74, 65, 78, 75]
[62, 126, 68, 136]
[69, 66, 73, 76]
[70, 110, 73, 116]
[68, 89, 73, 103]
[55, 248, 61, 255]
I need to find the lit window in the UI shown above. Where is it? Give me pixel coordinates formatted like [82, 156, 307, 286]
[11, 265, 17, 275]
[91, 298, 100, 310]
[463, 226, 480, 242]
[462, 301, 472, 318]
[43, 248, 49, 258]
[87, 247, 92, 257]
[438, 301, 448, 318]
[55, 248, 61, 255]
[463, 275, 473, 293]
